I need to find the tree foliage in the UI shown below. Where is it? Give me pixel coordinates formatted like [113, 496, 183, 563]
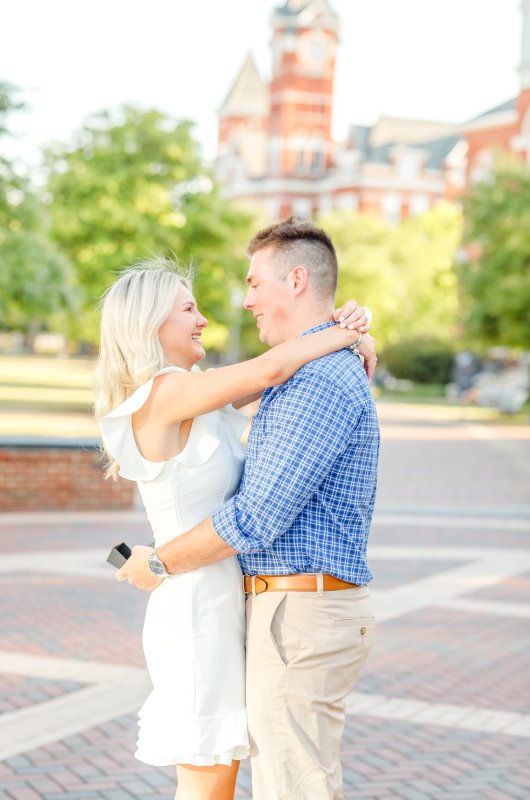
[383, 337, 454, 384]
[46, 106, 257, 348]
[0, 83, 77, 345]
[319, 202, 462, 347]
[460, 156, 530, 349]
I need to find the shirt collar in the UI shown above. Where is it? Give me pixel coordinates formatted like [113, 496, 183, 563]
[299, 321, 335, 338]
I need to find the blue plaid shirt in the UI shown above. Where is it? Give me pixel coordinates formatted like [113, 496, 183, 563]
[212, 322, 380, 584]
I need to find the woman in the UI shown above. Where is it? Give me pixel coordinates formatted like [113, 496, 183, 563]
[94, 258, 373, 800]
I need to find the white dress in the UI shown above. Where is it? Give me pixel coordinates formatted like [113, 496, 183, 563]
[100, 367, 249, 767]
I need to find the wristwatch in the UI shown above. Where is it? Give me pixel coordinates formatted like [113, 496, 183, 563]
[148, 550, 169, 578]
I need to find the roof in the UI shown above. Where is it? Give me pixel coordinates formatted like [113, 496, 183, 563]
[368, 116, 458, 148]
[218, 54, 268, 117]
[415, 134, 463, 169]
[275, 0, 333, 15]
[273, 0, 340, 31]
[466, 96, 518, 125]
[347, 123, 462, 170]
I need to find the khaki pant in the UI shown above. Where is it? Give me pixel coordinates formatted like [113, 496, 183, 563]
[245, 584, 375, 800]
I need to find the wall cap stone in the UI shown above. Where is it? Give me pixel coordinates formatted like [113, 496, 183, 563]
[0, 436, 101, 450]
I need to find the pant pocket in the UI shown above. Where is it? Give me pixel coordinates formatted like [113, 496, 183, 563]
[269, 593, 300, 667]
[334, 616, 376, 648]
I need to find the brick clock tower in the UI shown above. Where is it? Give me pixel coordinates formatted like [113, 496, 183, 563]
[515, 0, 530, 160]
[217, 0, 464, 222]
[269, 0, 340, 186]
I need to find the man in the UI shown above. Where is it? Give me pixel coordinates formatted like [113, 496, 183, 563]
[121, 217, 380, 798]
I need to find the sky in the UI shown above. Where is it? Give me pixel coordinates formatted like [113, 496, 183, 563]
[1, 0, 522, 168]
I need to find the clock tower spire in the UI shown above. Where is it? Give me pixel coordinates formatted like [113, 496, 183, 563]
[268, 0, 340, 181]
[520, 0, 530, 89]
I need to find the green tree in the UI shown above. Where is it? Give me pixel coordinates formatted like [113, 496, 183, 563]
[46, 106, 256, 349]
[0, 82, 37, 231]
[0, 82, 77, 348]
[0, 231, 75, 348]
[319, 202, 462, 347]
[460, 156, 530, 348]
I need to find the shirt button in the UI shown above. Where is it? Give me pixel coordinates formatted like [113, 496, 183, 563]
[360, 626, 367, 636]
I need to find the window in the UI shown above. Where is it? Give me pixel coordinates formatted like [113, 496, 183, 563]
[336, 193, 358, 211]
[293, 198, 312, 219]
[397, 157, 420, 180]
[410, 195, 429, 217]
[382, 193, 402, 224]
[470, 150, 493, 185]
[269, 137, 281, 174]
[311, 150, 323, 171]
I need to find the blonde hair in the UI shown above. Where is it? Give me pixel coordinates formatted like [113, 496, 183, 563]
[94, 257, 193, 479]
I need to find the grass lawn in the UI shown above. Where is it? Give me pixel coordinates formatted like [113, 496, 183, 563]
[0, 355, 98, 437]
[374, 383, 530, 424]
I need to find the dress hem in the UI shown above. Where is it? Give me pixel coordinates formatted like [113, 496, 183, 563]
[134, 744, 250, 767]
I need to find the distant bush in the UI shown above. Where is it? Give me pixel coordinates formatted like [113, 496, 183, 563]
[383, 338, 454, 385]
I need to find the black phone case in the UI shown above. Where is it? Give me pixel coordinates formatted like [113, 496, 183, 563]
[106, 542, 132, 569]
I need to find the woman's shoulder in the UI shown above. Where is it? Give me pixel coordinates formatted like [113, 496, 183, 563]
[101, 366, 187, 421]
[99, 367, 187, 481]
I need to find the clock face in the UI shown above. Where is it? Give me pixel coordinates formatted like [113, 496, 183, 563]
[298, 31, 332, 70]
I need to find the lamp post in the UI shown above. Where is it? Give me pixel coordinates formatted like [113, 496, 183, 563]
[225, 285, 244, 364]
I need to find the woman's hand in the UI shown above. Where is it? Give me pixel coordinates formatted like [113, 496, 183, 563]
[357, 333, 377, 382]
[333, 300, 377, 380]
[333, 300, 371, 332]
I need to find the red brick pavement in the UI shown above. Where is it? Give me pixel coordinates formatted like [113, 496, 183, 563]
[370, 522, 530, 549]
[0, 521, 151, 554]
[1, 712, 529, 800]
[1, 406, 529, 799]
[0, 575, 147, 666]
[0, 675, 84, 715]
[340, 716, 530, 800]
[370, 559, 464, 590]
[0, 713, 249, 800]
[377, 417, 530, 513]
[467, 572, 530, 605]
[356, 609, 530, 713]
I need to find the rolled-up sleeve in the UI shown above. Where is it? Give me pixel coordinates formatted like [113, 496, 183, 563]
[212, 369, 366, 553]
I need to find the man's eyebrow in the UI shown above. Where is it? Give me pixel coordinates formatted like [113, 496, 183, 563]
[246, 275, 254, 285]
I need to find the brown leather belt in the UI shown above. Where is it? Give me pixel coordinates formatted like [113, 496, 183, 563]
[243, 573, 361, 595]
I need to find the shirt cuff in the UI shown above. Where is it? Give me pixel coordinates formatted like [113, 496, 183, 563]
[212, 497, 253, 554]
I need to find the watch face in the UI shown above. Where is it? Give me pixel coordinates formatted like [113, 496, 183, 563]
[149, 554, 167, 576]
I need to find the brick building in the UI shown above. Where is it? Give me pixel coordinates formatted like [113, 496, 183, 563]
[216, 0, 527, 223]
[465, 0, 530, 183]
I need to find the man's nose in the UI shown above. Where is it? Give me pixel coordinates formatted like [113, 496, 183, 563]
[243, 290, 252, 309]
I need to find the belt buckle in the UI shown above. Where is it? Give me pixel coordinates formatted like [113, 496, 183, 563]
[246, 575, 268, 595]
[253, 576, 268, 595]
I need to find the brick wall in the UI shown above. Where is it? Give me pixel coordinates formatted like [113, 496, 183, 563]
[0, 438, 135, 511]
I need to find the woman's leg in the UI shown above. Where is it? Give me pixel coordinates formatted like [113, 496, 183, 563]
[174, 760, 239, 800]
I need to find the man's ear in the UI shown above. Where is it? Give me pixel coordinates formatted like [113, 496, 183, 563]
[290, 266, 308, 295]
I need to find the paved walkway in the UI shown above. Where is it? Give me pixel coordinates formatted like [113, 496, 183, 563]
[1, 402, 529, 799]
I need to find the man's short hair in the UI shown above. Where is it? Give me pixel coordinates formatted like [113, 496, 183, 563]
[248, 217, 338, 299]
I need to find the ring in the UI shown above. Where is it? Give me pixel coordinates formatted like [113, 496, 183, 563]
[364, 308, 373, 325]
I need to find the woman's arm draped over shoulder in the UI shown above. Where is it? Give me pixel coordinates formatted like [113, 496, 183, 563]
[150, 325, 360, 424]
[232, 298, 372, 409]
